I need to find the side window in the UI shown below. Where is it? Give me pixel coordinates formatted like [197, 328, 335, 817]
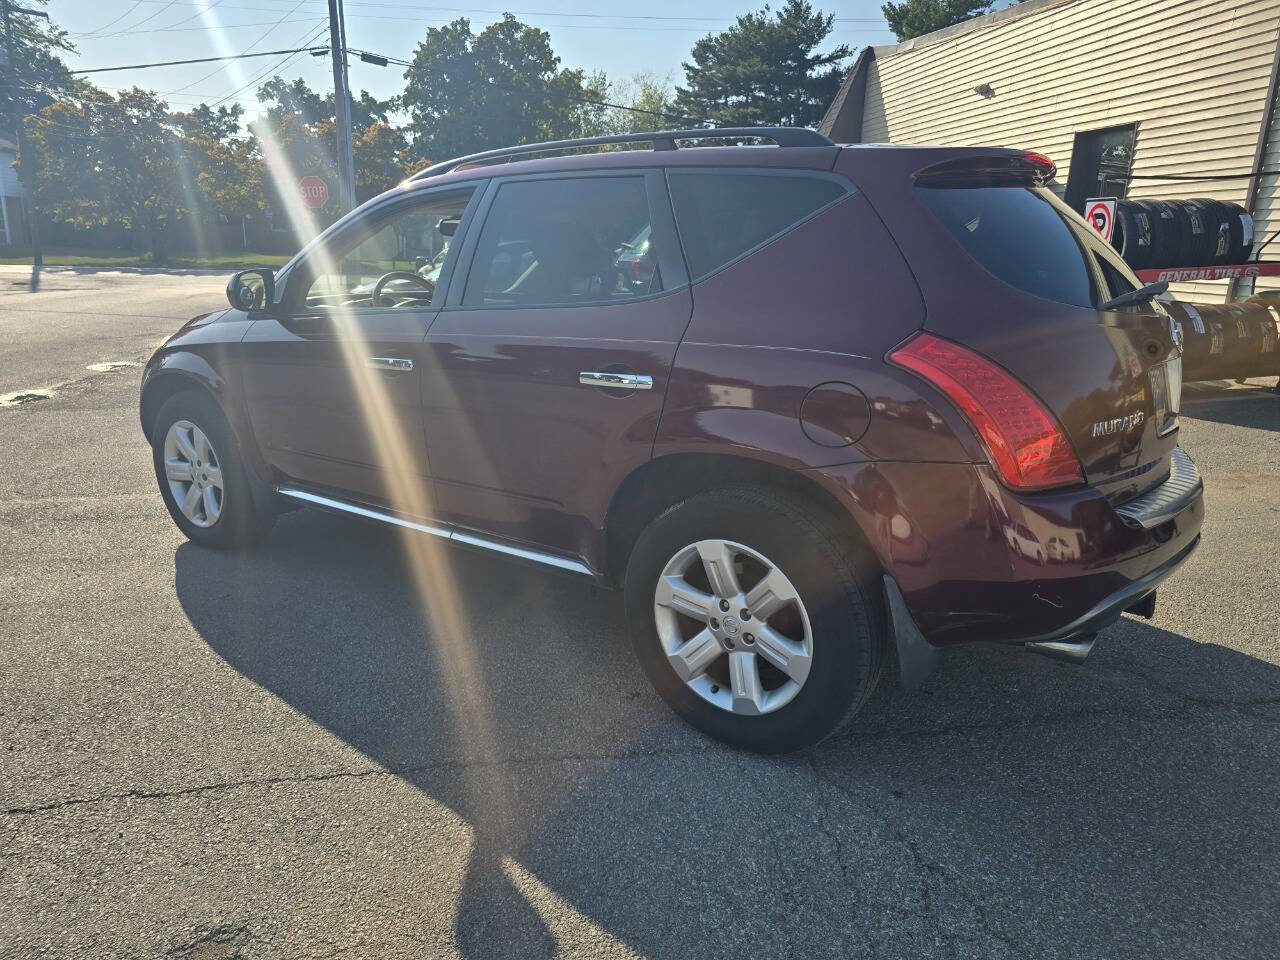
[462, 177, 660, 307]
[667, 172, 849, 281]
[303, 188, 473, 310]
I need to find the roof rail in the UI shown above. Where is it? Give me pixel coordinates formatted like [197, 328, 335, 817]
[408, 126, 835, 181]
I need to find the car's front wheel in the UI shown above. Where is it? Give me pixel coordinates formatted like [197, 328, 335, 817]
[624, 487, 885, 753]
[151, 389, 275, 549]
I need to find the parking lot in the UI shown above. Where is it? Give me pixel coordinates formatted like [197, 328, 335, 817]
[2, 266, 1278, 959]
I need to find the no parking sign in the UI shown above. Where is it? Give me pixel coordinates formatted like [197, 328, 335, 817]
[1085, 197, 1117, 243]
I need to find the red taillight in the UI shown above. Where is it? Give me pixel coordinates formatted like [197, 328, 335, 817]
[1021, 151, 1057, 182]
[889, 332, 1083, 490]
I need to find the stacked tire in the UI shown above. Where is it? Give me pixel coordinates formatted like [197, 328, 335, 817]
[1110, 199, 1253, 269]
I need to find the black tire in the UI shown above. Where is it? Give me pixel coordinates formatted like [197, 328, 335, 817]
[1220, 201, 1252, 263]
[1191, 198, 1230, 265]
[623, 487, 886, 753]
[1138, 200, 1177, 269]
[150, 389, 275, 549]
[1114, 200, 1153, 269]
[1162, 200, 1194, 267]
[1174, 199, 1211, 266]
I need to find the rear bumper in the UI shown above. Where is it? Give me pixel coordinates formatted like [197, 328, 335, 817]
[809, 449, 1204, 648]
[1020, 533, 1198, 648]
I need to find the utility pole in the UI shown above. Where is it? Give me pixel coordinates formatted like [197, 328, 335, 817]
[1, 0, 47, 291]
[326, 0, 356, 213]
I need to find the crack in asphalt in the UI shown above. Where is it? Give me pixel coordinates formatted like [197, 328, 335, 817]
[8, 692, 1278, 820]
[1, 744, 712, 818]
[806, 756, 880, 958]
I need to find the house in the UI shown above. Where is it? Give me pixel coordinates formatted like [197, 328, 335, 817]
[1, 134, 23, 248]
[820, 0, 1280, 302]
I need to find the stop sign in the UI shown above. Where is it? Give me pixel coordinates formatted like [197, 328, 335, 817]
[299, 176, 329, 209]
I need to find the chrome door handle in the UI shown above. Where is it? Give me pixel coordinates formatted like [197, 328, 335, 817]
[367, 357, 414, 372]
[579, 371, 653, 390]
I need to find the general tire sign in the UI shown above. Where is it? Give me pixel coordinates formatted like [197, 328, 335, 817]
[1085, 197, 1117, 243]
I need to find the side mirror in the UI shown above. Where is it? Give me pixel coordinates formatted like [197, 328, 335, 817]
[226, 268, 275, 312]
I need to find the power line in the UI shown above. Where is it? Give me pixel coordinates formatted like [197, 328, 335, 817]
[69, 45, 330, 75]
[160, 0, 313, 95]
[75, 0, 146, 35]
[78, 17, 327, 37]
[69, 0, 891, 26]
[95, 0, 186, 37]
[207, 23, 330, 106]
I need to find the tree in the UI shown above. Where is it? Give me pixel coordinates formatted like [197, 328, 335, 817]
[881, 0, 991, 42]
[27, 88, 187, 262]
[596, 73, 686, 135]
[254, 76, 404, 216]
[672, 0, 849, 128]
[353, 122, 411, 202]
[1, 0, 82, 127]
[176, 107, 264, 229]
[401, 15, 608, 166]
[181, 103, 245, 142]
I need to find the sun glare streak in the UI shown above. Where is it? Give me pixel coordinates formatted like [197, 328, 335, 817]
[251, 125, 512, 821]
[170, 140, 210, 262]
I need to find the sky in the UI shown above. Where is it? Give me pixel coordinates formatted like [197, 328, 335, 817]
[50, 0, 900, 118]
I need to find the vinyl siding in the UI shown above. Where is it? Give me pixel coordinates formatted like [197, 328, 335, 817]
[0, 148, 21, 199]
[854, 0, 1280, 303]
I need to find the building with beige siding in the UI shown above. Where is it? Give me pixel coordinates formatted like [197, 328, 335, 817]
[820, 0, 1280, 303]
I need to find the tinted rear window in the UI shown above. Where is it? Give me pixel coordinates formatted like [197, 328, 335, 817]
[669, 172, 848, 281]
[918, 185, 1139, 308]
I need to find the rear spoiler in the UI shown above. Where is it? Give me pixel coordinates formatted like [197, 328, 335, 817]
[913, 151, 1057, 188]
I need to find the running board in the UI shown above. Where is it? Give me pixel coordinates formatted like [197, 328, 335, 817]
[275, 486, 595, 577]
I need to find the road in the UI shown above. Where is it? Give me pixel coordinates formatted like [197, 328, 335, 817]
[2, 266, 1278, 959]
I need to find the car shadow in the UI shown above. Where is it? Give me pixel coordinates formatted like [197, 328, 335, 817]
[1182, 378, 1280, 431]
[174, 509, 1280, 957]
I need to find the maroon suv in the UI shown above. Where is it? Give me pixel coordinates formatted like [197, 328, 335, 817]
[140, 128, 1203, 752]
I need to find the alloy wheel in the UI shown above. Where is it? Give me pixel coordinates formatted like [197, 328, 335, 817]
[163, 419, 224, 528]
[653, 539, 813, 716]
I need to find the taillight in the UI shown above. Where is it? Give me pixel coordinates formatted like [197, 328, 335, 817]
[1021, 151, 1057, 182]
[889, 332, 1084, 490]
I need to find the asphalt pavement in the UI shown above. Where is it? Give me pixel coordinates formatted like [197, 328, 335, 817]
[2, 266, 1278, 959]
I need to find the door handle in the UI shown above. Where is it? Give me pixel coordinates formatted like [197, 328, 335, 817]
[367, 357, 414, 372]
[579, 371, 653, 391]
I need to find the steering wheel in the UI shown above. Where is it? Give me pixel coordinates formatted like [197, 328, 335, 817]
[372, 271, 434, 307]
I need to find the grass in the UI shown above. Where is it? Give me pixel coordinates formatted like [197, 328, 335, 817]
[0, 247, 294, 270]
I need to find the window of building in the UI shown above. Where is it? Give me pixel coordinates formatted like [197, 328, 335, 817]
[667, 172, 849, 281]
[462, 177, 660, 307]
[1064, 124, 1138, 213]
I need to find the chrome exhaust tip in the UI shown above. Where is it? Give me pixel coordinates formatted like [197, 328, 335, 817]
[1025, 633, 1097, 663]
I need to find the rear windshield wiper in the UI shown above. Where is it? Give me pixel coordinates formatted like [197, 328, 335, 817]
[1099, 280, 1168, 311]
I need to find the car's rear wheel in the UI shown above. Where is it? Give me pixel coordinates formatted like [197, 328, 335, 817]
[624, 487, 885, 753]
[151, 389, 274, 549]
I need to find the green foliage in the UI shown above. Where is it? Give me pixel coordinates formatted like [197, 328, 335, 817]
[672, 0, 849, 128]
[595, 73, 685, 135]
[27, 89, 265, 263]
[1, 0, 82, 125]
[881, 0, 992, 41]
[353, 122, 411, 202]
[181, 103, 245, 143]
[26, 89, 186, 261]
[401, 15, 607, 165]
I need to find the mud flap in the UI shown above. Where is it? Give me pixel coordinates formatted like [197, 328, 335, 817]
[884, 575, 939, 691]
